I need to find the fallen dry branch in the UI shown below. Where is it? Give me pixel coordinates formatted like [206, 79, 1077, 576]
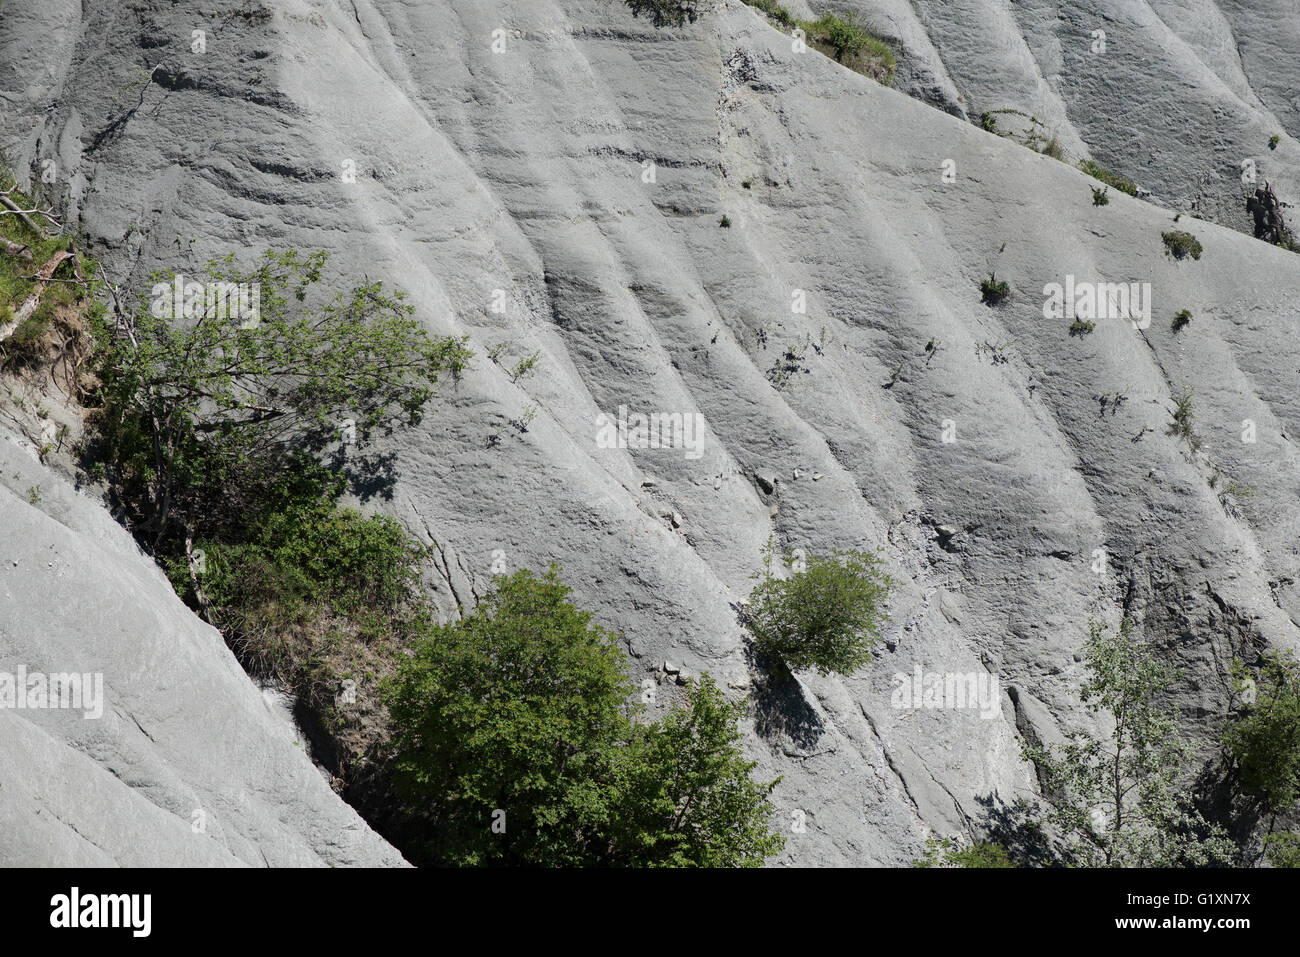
[0, 249, 73, 342]
[0, 190, 59, 235]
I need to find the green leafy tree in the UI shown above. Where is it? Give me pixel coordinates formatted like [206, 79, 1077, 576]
[1023, 619, 1235, 866]
[614, 674, 784, 866]
[1222, 651, 1300, 814]
[1264, 831, 1300, 867]
[745, 540, 892, 677]
[88, 249, 470, 552]
[383, 567, 783, 867]
[912, 836, 1015, 868]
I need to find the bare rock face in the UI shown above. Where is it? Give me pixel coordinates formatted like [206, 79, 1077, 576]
[1, 0, 1298, 865]
[834, 0, 1300, 225]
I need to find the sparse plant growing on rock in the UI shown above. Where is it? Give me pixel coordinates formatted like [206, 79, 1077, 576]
[745, 539, 892, 678]
[1172, 309, 1192, 332]
[1162, 230, 1203, 260]
[1069, 318, 1096, 336]
[1167, 389, 1195, 444]
[979, 112, 997, 133]
[1269, 134, 1281, 150]
[511, 351, 541, 382]
[719, 214, 731, 228]
[1092, 187, 1110, 206]
[980, 273, 1010, 305]
[1079, 160, 1138, 196]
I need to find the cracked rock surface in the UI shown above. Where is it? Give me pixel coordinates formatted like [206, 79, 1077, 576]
[0, 0, 1297, 865]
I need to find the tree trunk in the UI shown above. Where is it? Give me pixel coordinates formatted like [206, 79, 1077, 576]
[0, 249, 73, 342]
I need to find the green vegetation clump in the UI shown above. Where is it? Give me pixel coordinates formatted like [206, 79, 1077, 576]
[1092, 186, 1110, 206]
[745, 540, 891, 677]
[980, 273, 1010, 305]
[1265, 831, 1300, 867]
[741, 3, 894, 84]
[1069, 318, 1096, 336]
[624, 0, 709, 27]
[1162, 229, 1203, 260]
[383, 567, 785, 866]
[86, 249, 471, 555]
[1167, 388, 1195, 445]
[1269, 134, 1281, 150]
[1172, 309, 1192, 332]
[913, 836, 1016, 868]
[0, 177, 96, 374]
[979, 112, 998, 133]
[1222, 652, 1300, 814]
[1022, 619, 1236, 866]
[719, 214, 732, 228]
[1079, 160, 1138, 196]
[741, 0, 793, 28]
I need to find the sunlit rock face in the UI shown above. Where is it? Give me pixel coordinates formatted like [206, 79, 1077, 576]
[1, 0, 1297, 865]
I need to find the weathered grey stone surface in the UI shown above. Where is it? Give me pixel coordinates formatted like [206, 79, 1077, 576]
[1, 0, 1298, 865]
[834, 0, 1299, 224]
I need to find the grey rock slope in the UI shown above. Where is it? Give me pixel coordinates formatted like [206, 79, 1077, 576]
[0, 432, 407, 866]
[1, 0, 1298, 865]
[829, 0, 1300, 226]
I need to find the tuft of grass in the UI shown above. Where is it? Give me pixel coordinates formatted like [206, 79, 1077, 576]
[718, 214, 732, 228]
[1167, 389, 1195, 444]
[741, 0, 794, 28]
[1079, 160, 1138, 196]
[1092, 186, 1110, 206]
[979, 112, 998, 133]
[741, 3, 894, 84]
[1162, 230, 1203, 261]
[1069, 318, 1096, 336]
[1269, 134, 1281, 150]
[1172, 309, 1192, 332]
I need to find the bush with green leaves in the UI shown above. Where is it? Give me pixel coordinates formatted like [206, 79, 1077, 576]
[1079, 160, 1138, 196]
[1162, 229, 1203, 260]
[802, 12, 895, 83]
[912, 836, 1015, 868]
[382, 567, 784, 867]
[1172, 308, 1192, 332]
[86, 249, 470, 554]
[741, 0, 793, 27]
[1022, 619, 1236, 867]
[1092, 186, 1110, 206]
[1264, 831, 1300, 867]
[980, 273, 1010, 305]
[1222, 651, 1300, 815]
[625, 0, 709, 27]
[745, 541, 891, 677]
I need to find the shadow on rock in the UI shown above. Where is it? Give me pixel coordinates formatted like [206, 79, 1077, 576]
[740, 631, 825, 751]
